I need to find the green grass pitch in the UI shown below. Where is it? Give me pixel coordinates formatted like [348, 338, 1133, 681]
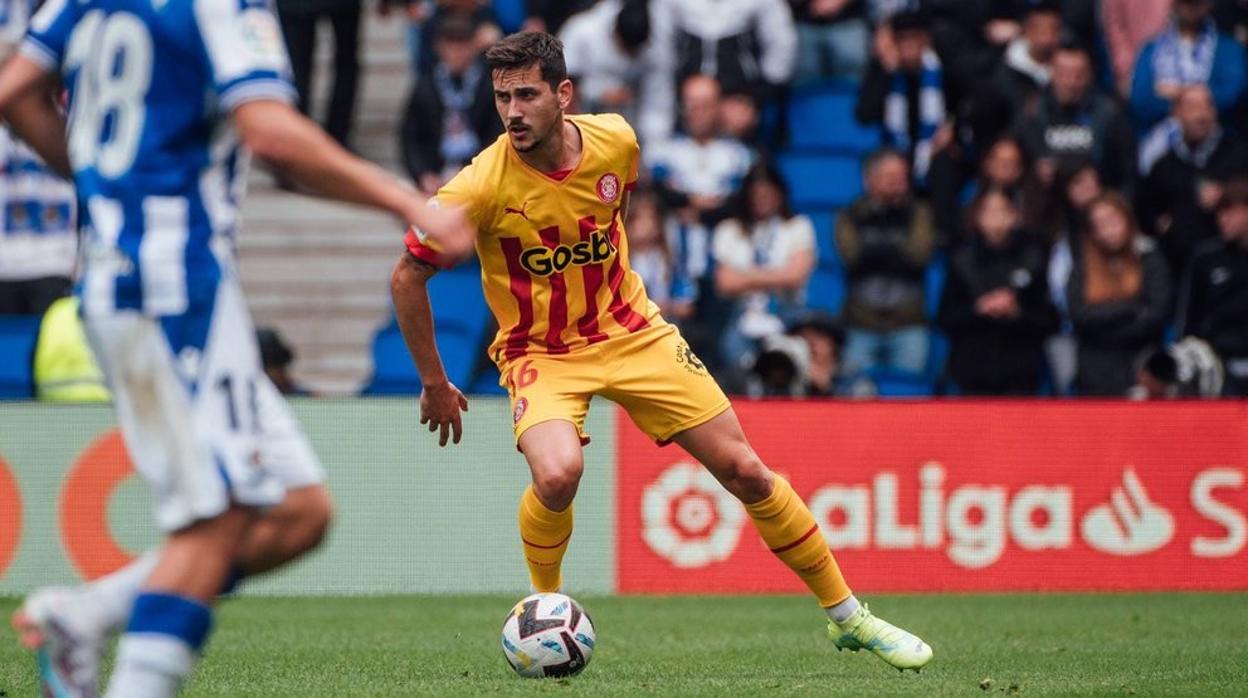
[2, 593, 1246, 696]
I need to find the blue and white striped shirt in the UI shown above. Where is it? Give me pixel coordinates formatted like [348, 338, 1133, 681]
[21, 0, 296, 316]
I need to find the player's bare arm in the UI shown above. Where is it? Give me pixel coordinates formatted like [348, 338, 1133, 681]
[390, 251, 469, 447]
[0, 54, 70, 176]
[232, 100, 473, 254]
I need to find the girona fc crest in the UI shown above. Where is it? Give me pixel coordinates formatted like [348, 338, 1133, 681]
[596, 173, 621, 204]
[513, 397, 529, 425]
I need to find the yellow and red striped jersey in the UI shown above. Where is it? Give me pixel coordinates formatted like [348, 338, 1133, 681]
[405, 113, 665, 364]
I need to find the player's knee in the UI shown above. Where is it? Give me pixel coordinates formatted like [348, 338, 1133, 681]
[718, 450, 772, 504]
[288, 486, 335, 554]
[532, 457, 583, 511]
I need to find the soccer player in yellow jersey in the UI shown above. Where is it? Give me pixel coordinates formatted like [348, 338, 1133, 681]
[391, 32, 932, 671]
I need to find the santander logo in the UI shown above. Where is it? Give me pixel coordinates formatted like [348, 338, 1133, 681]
[1080, 468, 1174, 555]
[639, 462, 1246, 570]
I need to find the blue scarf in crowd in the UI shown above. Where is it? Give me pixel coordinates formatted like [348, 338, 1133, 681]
[1152, 18, 1218, 86]
[883, 49, 944, 183]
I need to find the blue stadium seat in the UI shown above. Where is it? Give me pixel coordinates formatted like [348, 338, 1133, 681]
[805, 267, 845, 316]
[0, 315, 41, 399]
[787, 82, 881, 155]
[362, 262, 492, 395]
[492, 0, 527, 33]
[807, 210, 842, 269]
[925, 251, 947, 320]
[777, 153, 863, 210]
[868, 365, 935, 398]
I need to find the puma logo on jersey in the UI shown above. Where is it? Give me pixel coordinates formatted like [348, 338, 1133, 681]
[504, 203, 531, 221]
[520, 230, 616, 276]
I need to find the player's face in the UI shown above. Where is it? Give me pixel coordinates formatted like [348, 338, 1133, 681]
[493, 63, 572, 153]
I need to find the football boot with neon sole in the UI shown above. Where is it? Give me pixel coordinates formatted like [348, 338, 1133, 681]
[828, 603, 933, 672]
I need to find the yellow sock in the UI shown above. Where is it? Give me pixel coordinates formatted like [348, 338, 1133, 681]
[745, 475, 852, 608]
[518, 485, 573, 592]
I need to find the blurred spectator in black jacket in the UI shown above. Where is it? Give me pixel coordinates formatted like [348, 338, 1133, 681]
[277, 0, 362, 147]
[976, 1, 1062, 142]
[835, 149, 934, 376]
[1067, 193, 1173, 396]
[1018, 42, 1138, 195]
[790, 0, 871, 83]
[524, 0, 598, 34]
[1181, 178, 1248, 394]
[400, 17, 502, 194]
[653, 0, 797, 100]
[416, 0, 501, 74]
[1139, 85, 1248, 275]
[939, 188, 1057, 395]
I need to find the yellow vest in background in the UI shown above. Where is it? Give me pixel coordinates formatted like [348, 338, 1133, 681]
[34, 297, 110, 403]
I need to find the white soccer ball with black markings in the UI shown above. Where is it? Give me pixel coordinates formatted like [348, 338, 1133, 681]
[500, 592, 596, 678]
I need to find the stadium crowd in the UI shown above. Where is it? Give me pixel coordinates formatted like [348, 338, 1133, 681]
[3, 0, 1248, 400]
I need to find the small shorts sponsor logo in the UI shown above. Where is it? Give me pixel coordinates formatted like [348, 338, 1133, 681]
[514, 397, 529, 425]
[596, 173, 621, 204]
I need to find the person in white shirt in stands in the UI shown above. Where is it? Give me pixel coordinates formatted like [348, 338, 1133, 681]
[560, 0, 676, 145]
[713, 163, 817, 372]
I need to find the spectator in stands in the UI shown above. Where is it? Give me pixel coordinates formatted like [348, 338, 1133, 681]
[561, 0, 676, 145]
[277, 0, 363, 147]
[258, 328, 312, 396]
[985, 2, 1062, 127]
[789, 0, 871, 83]
[1067, 193, 1173, 396]
[627, 188, 695, 321]
[1130, 336, 1225, 398]
[1018, 42, 1138, 195]
[1043, 160, 1104, 394]
[719, 88, 763, 149]
[835, 149, 934, 376]
[0, 118, 76, 316]
[416, 0, 501, 74]
[378, 0, 430, 72]
[1181, 178, 1248, 394]
[1139, 85, 1248, 274]
[653, 0, 797, 99]
[1130, 0, 1247, 132]
[855, 10, 956, 190]
[524, 0, 598, 34]
[1103, 0, 1173, 96]
[938, 188, 1057, 395]
[789, 313, 874, 397]
[960, 136, 1046, 241]
[399, 17, 502, 194]
[647, 74, 755, 362]
[713, 163, 817, 369]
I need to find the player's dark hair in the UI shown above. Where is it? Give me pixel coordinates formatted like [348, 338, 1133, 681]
[615, 1, 651, 51]
[485, 32, 568, 90]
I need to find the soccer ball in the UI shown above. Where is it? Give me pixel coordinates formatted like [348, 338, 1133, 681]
[500, 592, 596, 678]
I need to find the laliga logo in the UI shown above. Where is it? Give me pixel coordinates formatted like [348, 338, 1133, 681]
[642, 462, 744, 568]
[1080, 468, 1174, 555]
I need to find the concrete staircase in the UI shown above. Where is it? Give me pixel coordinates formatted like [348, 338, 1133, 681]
[237, 12, 414, 395]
